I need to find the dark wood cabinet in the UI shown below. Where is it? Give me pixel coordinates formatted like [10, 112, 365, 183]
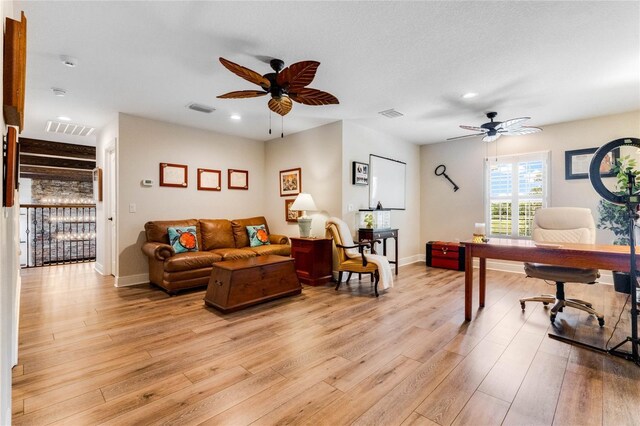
[290, 237, 333, 286]
[357, 228, 399, 275]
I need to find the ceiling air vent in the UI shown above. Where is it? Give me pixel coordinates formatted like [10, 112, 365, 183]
[378, 108, 404, 119]
[45, 120, 95, 137]
[187, 103, 216, 113]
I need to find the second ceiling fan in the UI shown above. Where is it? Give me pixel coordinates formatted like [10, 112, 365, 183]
[217, 57, 339, 116]
[448, 112, 542, 142]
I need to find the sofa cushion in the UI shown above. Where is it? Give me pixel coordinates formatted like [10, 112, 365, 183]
[247, 224, 271, 247]
[200, 219, 235, 250]
[210, 248, 257, 260]
[168, 226, 199, 253]
[231, 216, 271, 248]
[247, 244, 291, 256]
[164, 251, 222, 272]
[145, 219, 200, 247]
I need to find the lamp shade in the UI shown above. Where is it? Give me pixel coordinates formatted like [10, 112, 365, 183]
[290, 193, 317, 212]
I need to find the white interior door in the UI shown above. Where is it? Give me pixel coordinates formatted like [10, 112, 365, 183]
[106, 146, 117, 276]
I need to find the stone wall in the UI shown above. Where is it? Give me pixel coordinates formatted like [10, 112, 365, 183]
[29, 179, 93, 204]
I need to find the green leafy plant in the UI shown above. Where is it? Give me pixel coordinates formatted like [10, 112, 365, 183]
[597, 155, 640, 245]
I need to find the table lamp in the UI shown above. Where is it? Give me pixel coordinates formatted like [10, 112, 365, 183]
[290, 193, 317, 237]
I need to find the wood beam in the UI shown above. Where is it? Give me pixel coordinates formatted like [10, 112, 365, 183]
[20, 154, 95, 170]
[19, 138, 96, 159]
[20, 166, 93, 182]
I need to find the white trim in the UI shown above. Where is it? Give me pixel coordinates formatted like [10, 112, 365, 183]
[399, 254, 424, 266]
[94, 261, 105, 275]
[115, 273, 149, 287]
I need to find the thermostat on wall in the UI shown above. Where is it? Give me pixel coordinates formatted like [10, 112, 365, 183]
[141, 179, 153, 187]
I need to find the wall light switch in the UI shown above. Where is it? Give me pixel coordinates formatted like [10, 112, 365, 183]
[129, 203, 136, 213]
[348, 204, 354, 212]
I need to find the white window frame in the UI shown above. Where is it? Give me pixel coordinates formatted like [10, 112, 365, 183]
[484, 151, 550, 239]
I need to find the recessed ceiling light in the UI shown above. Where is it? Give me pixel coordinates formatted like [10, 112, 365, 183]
[230, 114, 241, 120]
[57, 116, 71, 121]
[462, 92, 478, 99]
[51, 87, 66, 97]
[60, 55, 77, 67]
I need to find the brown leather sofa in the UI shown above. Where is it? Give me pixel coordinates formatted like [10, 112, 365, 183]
[141, 216, 290, 294]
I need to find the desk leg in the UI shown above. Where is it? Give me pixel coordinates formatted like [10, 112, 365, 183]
[465, 248, 473, 321]
[479, 257, 486, 308]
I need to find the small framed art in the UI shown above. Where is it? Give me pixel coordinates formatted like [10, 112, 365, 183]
[352, 161, 369, 185]
[565, 148, 619, 180]
[197, 168, 221, 191]
[280, 167, 301, 197]
[228, 169, 249, 190]
[285, 199, 301, 223]
[160, 163, 188, 187]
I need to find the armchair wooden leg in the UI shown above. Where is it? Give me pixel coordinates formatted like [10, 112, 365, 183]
[336, 271, 343, 291]
[374, 270, 380, 297]
[346, 272, 352, 283]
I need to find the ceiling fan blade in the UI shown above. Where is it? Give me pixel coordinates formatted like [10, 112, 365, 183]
[289, 88, 339, 105]
[268, 96, 293, 116]
[446, 133, 486, 141]
[217, 90, 268, 99]
[496, 117, 530, 131]
[277, 61, 320, 90]
[483, 134, 501, 142]
[460, 125, 489, 133]
[219, 57, 270, 89]
[500, 126, 542, 136]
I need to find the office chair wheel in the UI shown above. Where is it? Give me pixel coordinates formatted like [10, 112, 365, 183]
[550, 313, 556, 324]
[520, 301, 525, 310]
[598, 317, 605, 327]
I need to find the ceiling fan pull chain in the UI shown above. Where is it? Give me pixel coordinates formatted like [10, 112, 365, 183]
[281, 115, 284, 138]
[269, 112, 272, 135]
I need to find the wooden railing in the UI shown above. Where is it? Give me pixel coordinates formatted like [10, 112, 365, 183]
[20, 204, 96, 268]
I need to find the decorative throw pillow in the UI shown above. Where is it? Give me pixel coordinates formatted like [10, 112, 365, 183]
[167, 226, 199, 253]
[246, 224, 271, 247]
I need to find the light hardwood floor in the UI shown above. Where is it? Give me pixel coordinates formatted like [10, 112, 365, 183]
[12, 262, 640, 425]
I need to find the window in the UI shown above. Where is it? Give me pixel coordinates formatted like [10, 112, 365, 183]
[485, 151, 549, 238]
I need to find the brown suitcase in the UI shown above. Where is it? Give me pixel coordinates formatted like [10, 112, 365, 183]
[426, 241, 465, 271]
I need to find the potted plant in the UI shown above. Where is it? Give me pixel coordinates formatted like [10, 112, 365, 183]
[597, 155, 640, 298]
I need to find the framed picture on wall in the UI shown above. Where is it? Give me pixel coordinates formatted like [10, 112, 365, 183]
[160, 163, 188, 187]
[352, 161, 369, 185]
[228, 169, 249, 190]
[197, 168, 221, 191]
[280, 167, 301, 197]
[285, 199, 300, 223]
[565, 147, 619, 180]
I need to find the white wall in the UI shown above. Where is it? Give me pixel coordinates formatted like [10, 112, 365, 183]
[95, 114, 118, 275]
[116, 113, 266, 283]
[264, 121, 342, 238]
[421, 110, 640, 245]
[342, 121, 422, 264]
[1, 1, 19, 423]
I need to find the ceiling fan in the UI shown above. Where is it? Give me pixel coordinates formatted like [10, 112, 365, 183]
[216, 57, 339, 116]
[447, 112, 542, 142]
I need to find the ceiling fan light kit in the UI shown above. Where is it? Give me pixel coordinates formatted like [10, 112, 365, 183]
[447, 111, 542, 142]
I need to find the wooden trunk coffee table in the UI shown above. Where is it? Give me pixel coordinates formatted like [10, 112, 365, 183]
[204, 255, 301, 313]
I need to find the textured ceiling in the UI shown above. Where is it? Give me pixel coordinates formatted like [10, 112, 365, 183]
[15, 1, 640, 145]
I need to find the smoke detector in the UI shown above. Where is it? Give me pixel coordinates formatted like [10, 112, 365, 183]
[187, 103, 216, 114]
[51, 87, 66, 97]
[60, 55, 77, 67]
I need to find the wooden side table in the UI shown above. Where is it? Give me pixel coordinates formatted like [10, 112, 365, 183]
[357, 228, 399, 275]
[290, 237, 333, 286]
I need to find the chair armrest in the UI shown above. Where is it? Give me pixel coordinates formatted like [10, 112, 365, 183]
[269, 234, 289, 245]
[336, 243, 370, 267]
[141, 242, 175, 261]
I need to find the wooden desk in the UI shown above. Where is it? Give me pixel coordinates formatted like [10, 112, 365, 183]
[358, 228, 399, 275]
[462, 239, 635, 321]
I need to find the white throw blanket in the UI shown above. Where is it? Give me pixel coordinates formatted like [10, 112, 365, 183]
[326, 217, 394, 290]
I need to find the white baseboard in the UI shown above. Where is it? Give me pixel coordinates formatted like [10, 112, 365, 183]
[115, 273, 149, 287]
[94, 262, 105, 275]
[399, 254, 425, 266]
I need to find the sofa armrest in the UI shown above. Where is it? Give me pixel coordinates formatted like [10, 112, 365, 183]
[141, 242, 175, 261]
[269, 234, 289, 245]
